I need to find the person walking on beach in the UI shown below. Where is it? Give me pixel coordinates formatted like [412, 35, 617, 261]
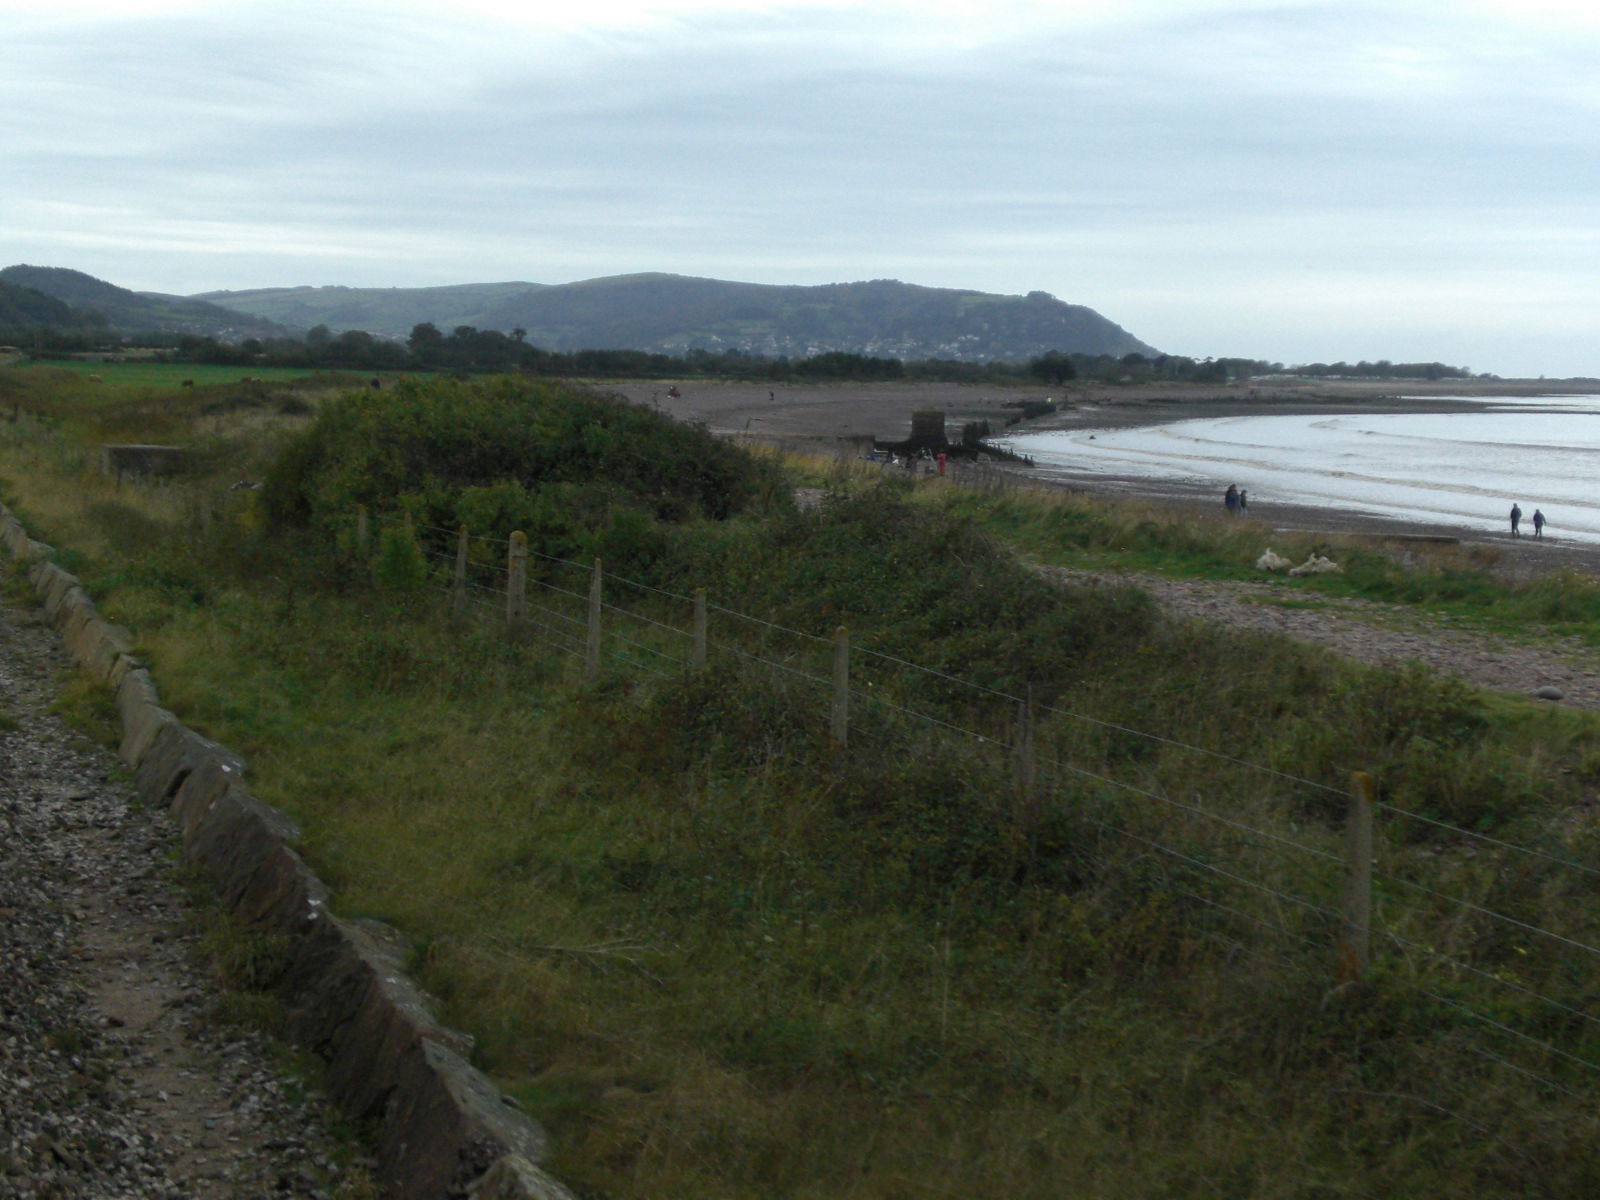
[1533, 508, 1546, 539]
[1224, 484, 1239, 516]
[1510, 503, 1522, 537]
[1238, 489, 1249, 517]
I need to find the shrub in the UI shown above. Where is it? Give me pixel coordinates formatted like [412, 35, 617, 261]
[263, 375, 782, 541]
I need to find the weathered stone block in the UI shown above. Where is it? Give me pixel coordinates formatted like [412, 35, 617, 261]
[185, 787, 302, 911]
[60, 604, 133, 683]
[170, 757, 244, 839]
[468, 1155, 579, 1200]
[45, 582, 88, 627]
[106, 652, 140, 690]
[277, 916, 470, 1118]
[115, 668, 177, 767]
[379, 1039, 552, 1200]
[134, 720, 246, 807]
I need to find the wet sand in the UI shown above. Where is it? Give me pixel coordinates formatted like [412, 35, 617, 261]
[616, 377, 1600, 577]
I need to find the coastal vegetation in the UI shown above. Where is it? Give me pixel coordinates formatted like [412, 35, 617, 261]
[3, 368, 1599, 1198]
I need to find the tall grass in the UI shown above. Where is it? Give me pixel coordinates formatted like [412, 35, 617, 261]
[5, 370, 1600, 1198]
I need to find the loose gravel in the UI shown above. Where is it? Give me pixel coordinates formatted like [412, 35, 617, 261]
[0, 572, 365, 1200]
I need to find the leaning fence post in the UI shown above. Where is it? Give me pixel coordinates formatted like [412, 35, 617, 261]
[831, 626, 849, 747]
[1339, 771, 1376, 981]
[692, 587, 708, 670]
[452, 525, 469, 619]
[506, 531, 527, 634]
[585, 557, 603, 683]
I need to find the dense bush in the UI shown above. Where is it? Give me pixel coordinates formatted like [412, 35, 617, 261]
[262, 375, 783, 546]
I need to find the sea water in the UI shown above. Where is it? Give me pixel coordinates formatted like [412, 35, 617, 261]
[1005, 394, 1600, 544]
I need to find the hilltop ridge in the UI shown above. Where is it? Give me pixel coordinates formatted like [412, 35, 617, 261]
[195, 272, 1157, 362]
[0, 264, 288, 339]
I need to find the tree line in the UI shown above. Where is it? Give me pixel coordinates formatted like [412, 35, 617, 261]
[7, 319, 1484, 385]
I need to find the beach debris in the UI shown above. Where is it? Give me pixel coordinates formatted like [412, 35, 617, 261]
[1288, 553, 1341, 577]
[1256, 548, 1293, 572]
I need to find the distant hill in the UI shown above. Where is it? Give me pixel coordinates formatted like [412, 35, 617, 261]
[197, 273, 1158, 362]
[192, 281, 546, 337]
[1, 265, 288, 339]
[0, 277, 108, 340]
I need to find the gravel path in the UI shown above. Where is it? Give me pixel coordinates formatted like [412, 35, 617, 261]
[1039, 565, 1600, 710]
[0, 574, 362, 1199]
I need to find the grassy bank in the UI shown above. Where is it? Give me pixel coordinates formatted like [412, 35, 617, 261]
[897, 466, 1600, 645]
[4, 369, 1600, 1198]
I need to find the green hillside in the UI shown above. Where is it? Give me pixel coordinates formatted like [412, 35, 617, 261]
[195, 272, 1158, 362]
[194, 280, 546, 337]
[1, 265, 287, 339]
[0, 278, 108, 341]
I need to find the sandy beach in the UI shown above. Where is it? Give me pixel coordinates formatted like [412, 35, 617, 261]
[622, 376, 1600, 577]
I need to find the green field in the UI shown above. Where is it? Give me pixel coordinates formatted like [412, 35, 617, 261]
[12, 359, 404, 389]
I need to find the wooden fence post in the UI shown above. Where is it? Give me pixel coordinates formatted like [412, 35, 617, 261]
[585, 557, 603, 683]
[1339, 771, 1376, 981]
[506, 531, 527, 634]
[452, 525, 468, 619]
[831, 626, 849, 748]
[692, 587, 707, 670]
[1013, 686, 1039, 860]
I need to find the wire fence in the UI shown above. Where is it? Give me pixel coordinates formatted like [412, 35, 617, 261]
[363, 507, 1600, 1099]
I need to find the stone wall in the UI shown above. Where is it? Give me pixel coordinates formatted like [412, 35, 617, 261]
[0, 502, 577, 1200]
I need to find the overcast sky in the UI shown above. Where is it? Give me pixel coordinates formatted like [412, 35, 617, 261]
[6, 0, 1599, 376]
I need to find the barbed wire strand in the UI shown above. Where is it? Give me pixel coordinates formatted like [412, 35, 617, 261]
[839, 683, 1339, 870]
[528, 545, 590, 573]
[1417, 987, 1600, 1078]
[719, 642, 834, 691]
[843, 687, 1007, 750]
[530, 577, 591, 606]
[1373, 803, 1600, 880]
[703, 601, 832, 646]
[1042, 750, 1343, 866]
[599, 600, 692, 640]
[1080, 811, 1342, 922]
[1380, 926, 1600, 1034]
[1461, 1044, 1587, 1102]
[526, 600, 588, 633]
[463, 603, 580, 660]
[1376, 871, 1600, 965]
[607, 627, 689, 669]
[601, 571, 696, 605]
[1040, 701, 1354, 805]
[600, 642, 675, 679]
[1170, 886, 1325, 949]
[842, 638, 1351, 808]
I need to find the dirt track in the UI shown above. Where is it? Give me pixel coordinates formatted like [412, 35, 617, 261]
[0, 571, 358, 1199]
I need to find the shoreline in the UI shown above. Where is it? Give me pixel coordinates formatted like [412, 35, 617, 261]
[627, 377, 1600, 577]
